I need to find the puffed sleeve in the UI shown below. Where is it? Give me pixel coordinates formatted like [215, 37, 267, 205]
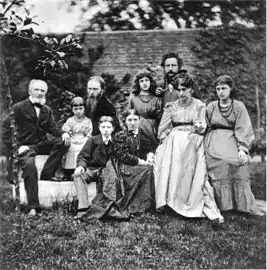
[234, 101, 255, 153]
[62, 118, 73, 135]
[157, 103, 173, 141]
[195, 100, 207, 135]
[113, 132, 139, 165]
[155, 97, 163, 123]
[85, 118, 93, 137]
[127, 94, 134, 110]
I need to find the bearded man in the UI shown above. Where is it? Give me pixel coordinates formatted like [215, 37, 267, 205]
[2, 79, 71, 216]
[155, 51, 185, 107]
[85, 76, 121, 135]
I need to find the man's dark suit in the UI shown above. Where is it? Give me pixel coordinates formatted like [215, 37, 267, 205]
[74, 134, 113, 211]
[77, 134, 113, 170]
[85, 95, 121, 136]
[2, 98, 68, 209]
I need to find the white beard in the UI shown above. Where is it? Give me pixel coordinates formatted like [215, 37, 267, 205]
[29, 96, 46, 105]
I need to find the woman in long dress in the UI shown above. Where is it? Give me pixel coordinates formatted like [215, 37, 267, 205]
[128, 69, 162, 149]
[205, 75, 262, 215]
[86, 109, 157, 220]
[154, 73, 224, 223]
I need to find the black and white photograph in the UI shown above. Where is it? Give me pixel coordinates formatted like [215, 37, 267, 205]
[0, 0, 266, 269]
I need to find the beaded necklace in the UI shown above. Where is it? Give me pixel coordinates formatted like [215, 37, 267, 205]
[218, 99, 234, 118]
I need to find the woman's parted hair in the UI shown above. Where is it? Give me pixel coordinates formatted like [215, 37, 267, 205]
[170, 72, 201, 99]
[132, 69, 157, 96]
[122, 109, 140, 123]
[98, 115, 114, 126]
[215, 75, 236, 99]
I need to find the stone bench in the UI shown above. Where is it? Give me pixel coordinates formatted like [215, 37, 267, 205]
[13, 155, 96, 208]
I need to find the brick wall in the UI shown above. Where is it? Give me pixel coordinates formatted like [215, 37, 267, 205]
[81, 29, 201, 83]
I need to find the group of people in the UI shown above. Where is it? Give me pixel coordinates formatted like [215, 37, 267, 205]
[2, 51, 263, 226]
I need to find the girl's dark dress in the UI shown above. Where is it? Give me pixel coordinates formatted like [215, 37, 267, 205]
[86, 129, 157, 220]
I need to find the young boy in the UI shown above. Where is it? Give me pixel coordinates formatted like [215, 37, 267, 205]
[73, 116, 114, 219]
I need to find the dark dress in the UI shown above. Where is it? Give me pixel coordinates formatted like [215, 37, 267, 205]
[86, 129, 156, 220]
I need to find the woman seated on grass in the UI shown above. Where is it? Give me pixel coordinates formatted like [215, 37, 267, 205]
[85, 109, 157, 220]
[205, 75, 264, 216]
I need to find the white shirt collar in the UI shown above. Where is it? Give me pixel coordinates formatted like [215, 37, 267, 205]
[102, 135, 112, 145]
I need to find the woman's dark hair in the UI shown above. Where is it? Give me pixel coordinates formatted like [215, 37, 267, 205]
[71, 97, 85, 108]
[132, 69, 157, 96]
[160, 51, 183, 70]
[122, 109, 140, 123]
[170, 72, 201, 99]
[98, 115, 114, 126]
[215, 75, 236, 99]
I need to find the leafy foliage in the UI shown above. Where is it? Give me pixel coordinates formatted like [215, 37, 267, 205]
[68, 0, 266, 31]
[191, 24, 266, 155]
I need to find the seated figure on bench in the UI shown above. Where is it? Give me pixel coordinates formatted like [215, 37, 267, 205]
[73, 116, 115, 219]
[62, 97, 92, 180]
[2, 79, 71, 216]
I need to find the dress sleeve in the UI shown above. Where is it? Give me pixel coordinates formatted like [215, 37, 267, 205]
[127, 94, 134, 110]
[234, 101, 255, 153]
[62, 118, 73, 135]
[205, 102, 214, 129]
[85, 119, 93, 137]
[155, 97, 163, 123]
[195, 101, 207, 135]
[113, 132, 139, 165]
[157, 104, 173, 141]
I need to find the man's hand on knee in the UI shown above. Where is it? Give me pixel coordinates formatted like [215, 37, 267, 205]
[18, 145, 30, 155]
[74, 166, 85, 176]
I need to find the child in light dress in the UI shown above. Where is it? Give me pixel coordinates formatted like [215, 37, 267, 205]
[62, 97, 92, 180]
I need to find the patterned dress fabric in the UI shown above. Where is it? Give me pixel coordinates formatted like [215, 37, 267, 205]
[128, 94, 162, 147]
[62, 116, 92, 169]
[86, 129, 156, 220]
[204, 100, 260, 214]
[154, 98, 223, 220]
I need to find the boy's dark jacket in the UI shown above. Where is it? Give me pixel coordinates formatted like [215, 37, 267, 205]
[77, 134, 113, 170]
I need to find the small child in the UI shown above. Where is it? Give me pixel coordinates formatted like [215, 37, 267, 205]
[62, 97, 92, 179]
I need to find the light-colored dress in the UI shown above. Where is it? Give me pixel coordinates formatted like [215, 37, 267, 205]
[154, 98, 223, 220]
[62, 116, 92, 169]
[128, 94, 162, 147]
[205, 100, 260, 214]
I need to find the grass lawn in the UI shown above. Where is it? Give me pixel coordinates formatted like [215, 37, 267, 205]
[0, 163, 266, 269]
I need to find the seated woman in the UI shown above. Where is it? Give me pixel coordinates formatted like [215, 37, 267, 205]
[205, 75, 263, 215]
[86, 109, 157, 220]
[154, 73, 224, 223]
[128, 69, 162, 149]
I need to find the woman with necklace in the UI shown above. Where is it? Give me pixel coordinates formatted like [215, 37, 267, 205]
[205, 75, 262, 215]
[154, 73, 224, 224]
[128, 69, 162, 149]
[62, 97, 92, 179]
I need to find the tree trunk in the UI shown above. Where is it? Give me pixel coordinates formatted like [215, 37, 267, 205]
[255, 85, 261, 129]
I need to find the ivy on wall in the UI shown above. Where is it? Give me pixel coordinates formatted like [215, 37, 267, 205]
[191, 24, 266, 156]
[192, 24, 266, 126]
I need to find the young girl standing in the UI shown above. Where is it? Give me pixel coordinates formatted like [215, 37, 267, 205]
[62, 97, 92, 179]
[128, 69, 162, 148]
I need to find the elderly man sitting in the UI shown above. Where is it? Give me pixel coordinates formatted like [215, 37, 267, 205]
[2, 79, 71, 216]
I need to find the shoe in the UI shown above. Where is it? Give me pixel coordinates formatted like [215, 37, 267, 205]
[74, 211, 88, 220]
[28, 209, 37, 217]
[211, 219, 227, 231]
